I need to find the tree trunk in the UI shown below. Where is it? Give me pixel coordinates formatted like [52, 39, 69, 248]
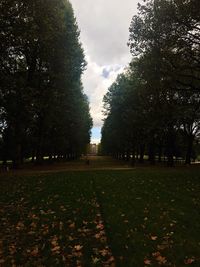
[36, 116, 44, 165]
[131, 147, 135, 166]
[13, 144, 22, 169]
[148, 143, 155, 165]
[167, 153, 174, 167]
[185, 135, 194, 165]
[126, 151, 130, 161]
[139, 144, 145, 163]
[166, 130, 175, 167]
[31, 152, 35, 163]
[158, 145, 162, 163]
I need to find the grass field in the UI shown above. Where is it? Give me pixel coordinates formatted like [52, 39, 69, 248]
[0, 166, 200, 266]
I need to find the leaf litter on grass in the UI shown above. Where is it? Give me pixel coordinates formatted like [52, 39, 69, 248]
[0, 175, 115, 266]
[92, 170, 200, 267]
[1, 169, 200, 266]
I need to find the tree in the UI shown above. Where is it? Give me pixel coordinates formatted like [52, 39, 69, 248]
[128, 0, 200, 165]
[0, 0, 92, 167]
[102, 0, 200, 165]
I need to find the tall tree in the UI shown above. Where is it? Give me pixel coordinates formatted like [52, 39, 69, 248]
[0, 0, 92, 167]
[102, 0, 200, 165]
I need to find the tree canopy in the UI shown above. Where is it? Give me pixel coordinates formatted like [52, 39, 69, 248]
[102, 0, 200, 165]
[0, 0, 92, 167]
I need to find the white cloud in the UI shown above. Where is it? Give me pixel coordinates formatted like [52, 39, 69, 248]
[70, 0, 139, 138]
[83, 55, 124, 127]
[71, 0, 138, 65]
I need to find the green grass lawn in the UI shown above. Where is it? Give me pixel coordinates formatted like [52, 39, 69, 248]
[0, 167, 200, 266]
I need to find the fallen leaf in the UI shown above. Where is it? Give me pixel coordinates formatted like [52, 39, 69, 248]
[51, 246, 60, 252]
[184, 258, 195, 265]
[69, 236, 74, 241]
[96, 223, 104, 230]
[74, 245, 83, 251]
[16, 222, 24, 230]
[69, 222, 75, 229]
[156, 255, 167, 264]
[100, 249, 108, 256]
[151, 236, 158, 241]
[51, 240, 58, 247]
[30, 221, 37, 228]
[107, 256, 115, 263]
[28, 231, 35, 235]
[152, 252, 161, 257]
[92, 257, 100, 264]
[144, 259, 151, 265]
[9, 244, 16, 255]
[31, 246, 39, 256]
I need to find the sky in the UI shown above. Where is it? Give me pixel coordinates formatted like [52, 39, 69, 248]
[70, 0, 139, 143]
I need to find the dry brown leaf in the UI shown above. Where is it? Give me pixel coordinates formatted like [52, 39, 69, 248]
[95, 233, 101, 239]
[144, 259, 151, 265]
[152, 252, 161, 257]
[51, 246, 60, 252]
[69, 222, 75, 229]
[30, 246, 39, 256]
[92, 257, 100, 264]
[9, 244, 16, 255]
[156, 255, 167, 264]
[16, 222, 24, 230]
[184, 258, 195, 265]
[96, 223, 104, 230]
[151, 236, 158, 241]
[108, 256, 115, 263]
[28, 231, 35, 235]
[74, 245, 83, 251]
[157, 244, 168, 250]
[51, 240, 58, 247]
[100, 249, 108, 257]
[30, 221, 37, 228]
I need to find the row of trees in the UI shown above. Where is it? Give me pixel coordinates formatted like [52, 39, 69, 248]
[0, 0, 92, 167]
[102, 0, 200, 165]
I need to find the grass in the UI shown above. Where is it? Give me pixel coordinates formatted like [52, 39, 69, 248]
[0, 166, 200, 266]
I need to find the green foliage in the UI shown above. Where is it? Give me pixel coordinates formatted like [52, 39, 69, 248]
[0, 0, 92, 166]
[102, 0, 200, 165]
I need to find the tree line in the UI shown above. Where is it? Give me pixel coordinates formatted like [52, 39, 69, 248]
[0, 0, 92, 168]
[102, 0, 200, 166]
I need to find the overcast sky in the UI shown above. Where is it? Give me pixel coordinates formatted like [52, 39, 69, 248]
[70, 0, 139, 143]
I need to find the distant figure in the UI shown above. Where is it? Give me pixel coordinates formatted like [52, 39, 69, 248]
[86, 158, 90, 165]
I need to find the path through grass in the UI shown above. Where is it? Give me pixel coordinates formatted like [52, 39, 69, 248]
[0, 167, 200, 266]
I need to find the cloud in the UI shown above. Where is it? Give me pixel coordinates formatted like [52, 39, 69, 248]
[102, 68, 110, 79]
[102, 65, 123, 79]
[71, 0, 138, 65]
[70, 0, 139, 140]
[83, 55, 124, 128]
